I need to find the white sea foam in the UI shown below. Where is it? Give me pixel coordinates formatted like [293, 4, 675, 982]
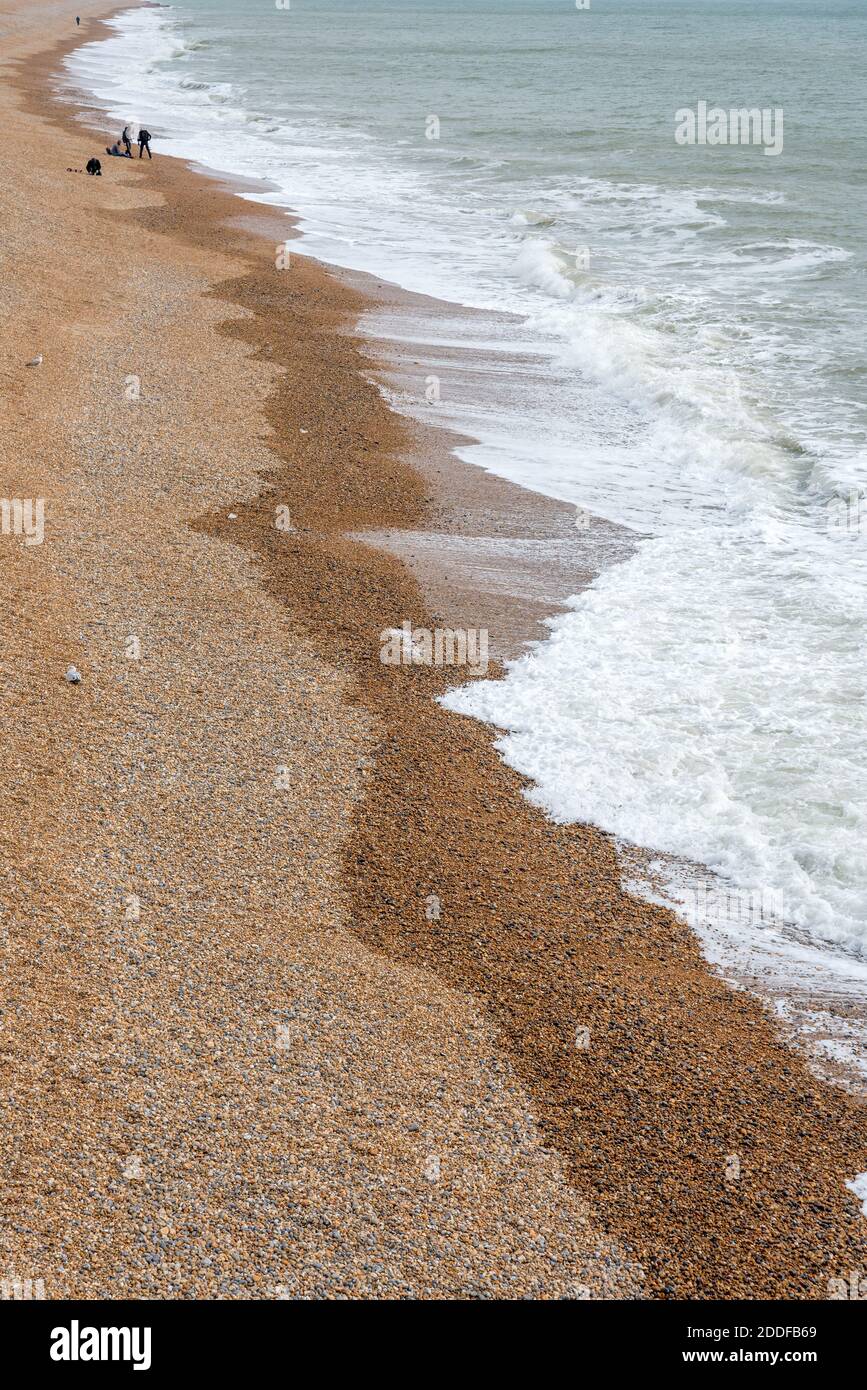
[846, 1173, 867, 1217]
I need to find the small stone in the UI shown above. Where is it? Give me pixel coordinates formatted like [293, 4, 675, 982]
[65, 666, 82, 684]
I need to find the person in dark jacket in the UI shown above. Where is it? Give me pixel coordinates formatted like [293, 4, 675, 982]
[85, 157, 102, 176]
[138, 128, 153, 160]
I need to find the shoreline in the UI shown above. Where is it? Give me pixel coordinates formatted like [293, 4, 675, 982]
[2, 0, 866, 1298]
[56, 5, 867, 1095]
[1, 0, 639, 1301]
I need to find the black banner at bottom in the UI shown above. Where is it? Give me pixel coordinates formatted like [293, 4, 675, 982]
[2, 1298, 861, 1376]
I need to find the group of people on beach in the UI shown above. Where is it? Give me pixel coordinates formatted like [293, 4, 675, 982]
[71, 18, 152, 173]
[83, 126, 153, 177]
[106, 125, 152, 159]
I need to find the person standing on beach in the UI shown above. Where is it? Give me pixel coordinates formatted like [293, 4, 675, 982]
[75, 16, 80, 24]
[138, 128, 153, 160]
[122, 126, 133, 157]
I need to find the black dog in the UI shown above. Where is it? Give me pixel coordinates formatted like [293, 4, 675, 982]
[85, 157, 102, 177]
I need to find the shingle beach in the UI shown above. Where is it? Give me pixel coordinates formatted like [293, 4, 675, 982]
[1, 0, 865, 1301]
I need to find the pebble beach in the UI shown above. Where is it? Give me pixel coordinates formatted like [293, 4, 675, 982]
[1, 0, 866, 1302]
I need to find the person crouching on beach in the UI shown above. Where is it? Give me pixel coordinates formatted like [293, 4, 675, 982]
[85, 157, 102, 177]
[138, 128, 153, 160]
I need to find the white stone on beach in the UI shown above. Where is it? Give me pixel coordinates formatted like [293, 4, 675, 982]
[26, 354, 43, 367]
[65, 666, 82, 684]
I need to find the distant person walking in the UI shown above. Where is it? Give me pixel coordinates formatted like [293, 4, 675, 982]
[138, 128, 152, 160]
[76, 16, 80, 25]
[121, 125, 133, 156]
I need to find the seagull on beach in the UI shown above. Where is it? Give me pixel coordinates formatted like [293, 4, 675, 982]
[26, 354, 43, 367]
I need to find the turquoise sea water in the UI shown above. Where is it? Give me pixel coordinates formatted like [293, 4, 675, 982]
[66, 3, 867, 990]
